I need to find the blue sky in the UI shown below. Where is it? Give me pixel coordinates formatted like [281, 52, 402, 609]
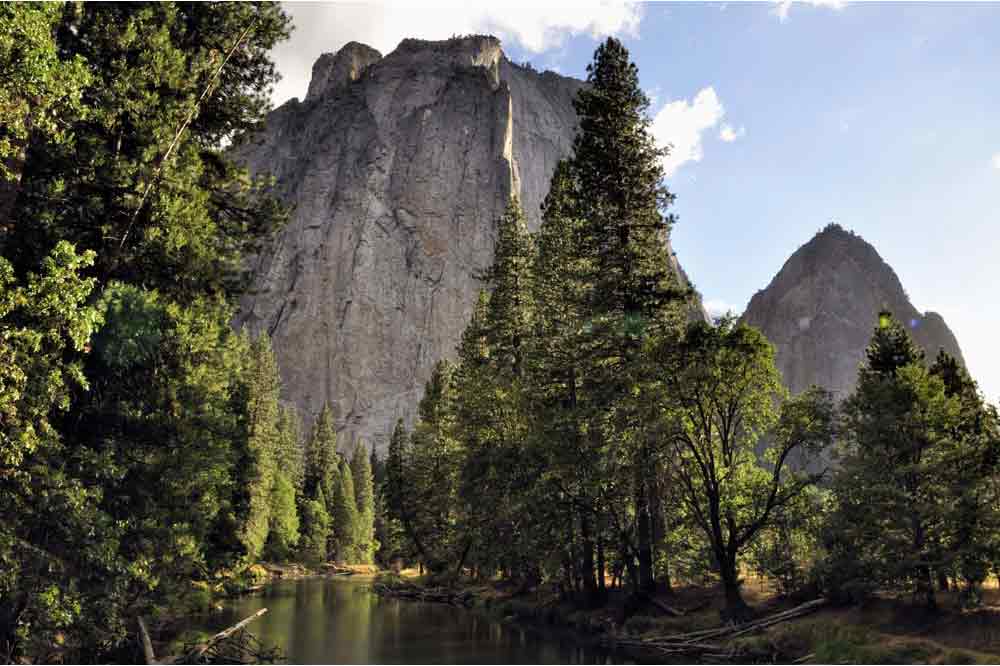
[273, 1, 1000, 402]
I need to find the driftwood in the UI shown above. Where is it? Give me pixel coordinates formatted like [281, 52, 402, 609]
[186, 608, 269, 661]
[138, 616, 157, 665]
[640, 593, 686, 617]
[601, 598, 829, 662]
[372, 581, 475, 607]
[137, 608, 271, 664]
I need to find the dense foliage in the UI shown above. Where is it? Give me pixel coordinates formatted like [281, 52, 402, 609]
[0, 3, 373, 660]
[3, 7, 998, 659]
[382, 37, 1000, 622]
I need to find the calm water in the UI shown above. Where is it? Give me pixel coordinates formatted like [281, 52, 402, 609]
[205, 577, 625, 664]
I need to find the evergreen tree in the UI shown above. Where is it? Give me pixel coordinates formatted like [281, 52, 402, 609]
[265, 403, 303, 561]
[405, 361, 465, 573]
[827, 312, 959, 609]
[298, 487, 331, 564]
[265, 472, 300, 561]
[350, 442, 377, 563]
[569, 37, 689, 595]
[383, 418, 415, 566]
[236, 333, 281, 563]
[276, 404, 305, 501]
[1, 3, 291, 658]
[328, 457, 359, 561]
[305, 404, 338, 514]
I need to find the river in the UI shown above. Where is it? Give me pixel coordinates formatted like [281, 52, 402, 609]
[204, 577, 626, 664]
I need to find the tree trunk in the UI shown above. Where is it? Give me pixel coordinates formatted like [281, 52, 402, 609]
[579, 510, 599, 605]
[597, 532, 607, 594]
[719, 554, 752, 623]
[637, 501, 654, 592]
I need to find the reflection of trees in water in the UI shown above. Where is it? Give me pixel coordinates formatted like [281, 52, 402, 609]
[214, 578, 623, 664]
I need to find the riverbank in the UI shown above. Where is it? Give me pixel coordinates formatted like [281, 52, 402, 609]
[372, 575, 1000, 664]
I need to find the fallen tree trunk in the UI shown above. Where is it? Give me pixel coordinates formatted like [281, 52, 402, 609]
[600, 598, 829, 662]
[372, 581, 474, 607]
[136, 608, 270, 664]
[186, 608, 268, 661]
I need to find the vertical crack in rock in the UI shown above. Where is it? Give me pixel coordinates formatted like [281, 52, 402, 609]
[233, 36, 708, 451]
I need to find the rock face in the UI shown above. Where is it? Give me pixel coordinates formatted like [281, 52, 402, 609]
[234, 36, 705, 451]
[742, 223, 964, 400]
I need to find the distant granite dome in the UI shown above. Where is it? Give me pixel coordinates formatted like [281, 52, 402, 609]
[741, 223, 965, 399]
[233, 36, 708, 451]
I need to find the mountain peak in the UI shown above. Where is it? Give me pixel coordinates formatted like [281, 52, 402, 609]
[305, 42, 382, 102]
[743, 226, 964, 399]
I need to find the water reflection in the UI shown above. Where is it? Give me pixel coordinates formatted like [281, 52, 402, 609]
[208, 578, 624, 664]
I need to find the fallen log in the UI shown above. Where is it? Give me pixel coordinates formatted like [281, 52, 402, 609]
[138, 616, 157, 665]
[185, 608, 269, 661]
[640, 593, 686, 617]
[600, 598, 829, 662]
[136, 608, 270, 664]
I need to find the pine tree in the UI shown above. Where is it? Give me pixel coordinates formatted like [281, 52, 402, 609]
[569, 37, 690, 595]
[305, 404, 338, 512]
[383, 419, 415, 565]
[0, 3, 291, 657]
[406, 361, 464, 573]
[236, 334, 282, 563]
[328, 457, 359, 562]
[276, 404, 304, 501]
[350, 442, 377, 564]
[527, 159, 602, 601]
[299, 486, 331, 564]
[265, 473, 300, 561]
[829, 312, 961, 609]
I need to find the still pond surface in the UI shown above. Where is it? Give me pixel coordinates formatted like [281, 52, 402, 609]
[207, 577, 625, 664]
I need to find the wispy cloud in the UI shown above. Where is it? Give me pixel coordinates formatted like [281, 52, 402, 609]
[651, 87, 738, 176]
[771, 0, 847, 23]
[992, 152, 1000, 170]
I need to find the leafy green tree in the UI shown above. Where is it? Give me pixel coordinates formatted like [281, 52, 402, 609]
[0, 3, 291, 658]
[0, 242, 101, 659]
[350, 442, 377, 563]
[0, 3, 88, 226]
[657, 318, 835, 619]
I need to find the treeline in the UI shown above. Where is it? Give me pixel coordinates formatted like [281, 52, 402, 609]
[0, 2, 364, 662]
[378, 37, 1000, 621]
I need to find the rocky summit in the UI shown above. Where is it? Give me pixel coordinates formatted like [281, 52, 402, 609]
[233, 35, 706, 451]
[742, 223, 964, 399]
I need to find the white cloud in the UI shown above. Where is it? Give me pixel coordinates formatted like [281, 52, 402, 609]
[992, 152, 1000, 170]
[703, 298, 742, 319]
[650, 87, 727, 177]
[771, 0, 847, 23]
[718, 123, 745, 143]
[271, 2, 644, 105]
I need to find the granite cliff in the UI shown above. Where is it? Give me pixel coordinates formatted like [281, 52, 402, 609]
[742, 223, 964, 400]
[234, 36, 706, 450]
